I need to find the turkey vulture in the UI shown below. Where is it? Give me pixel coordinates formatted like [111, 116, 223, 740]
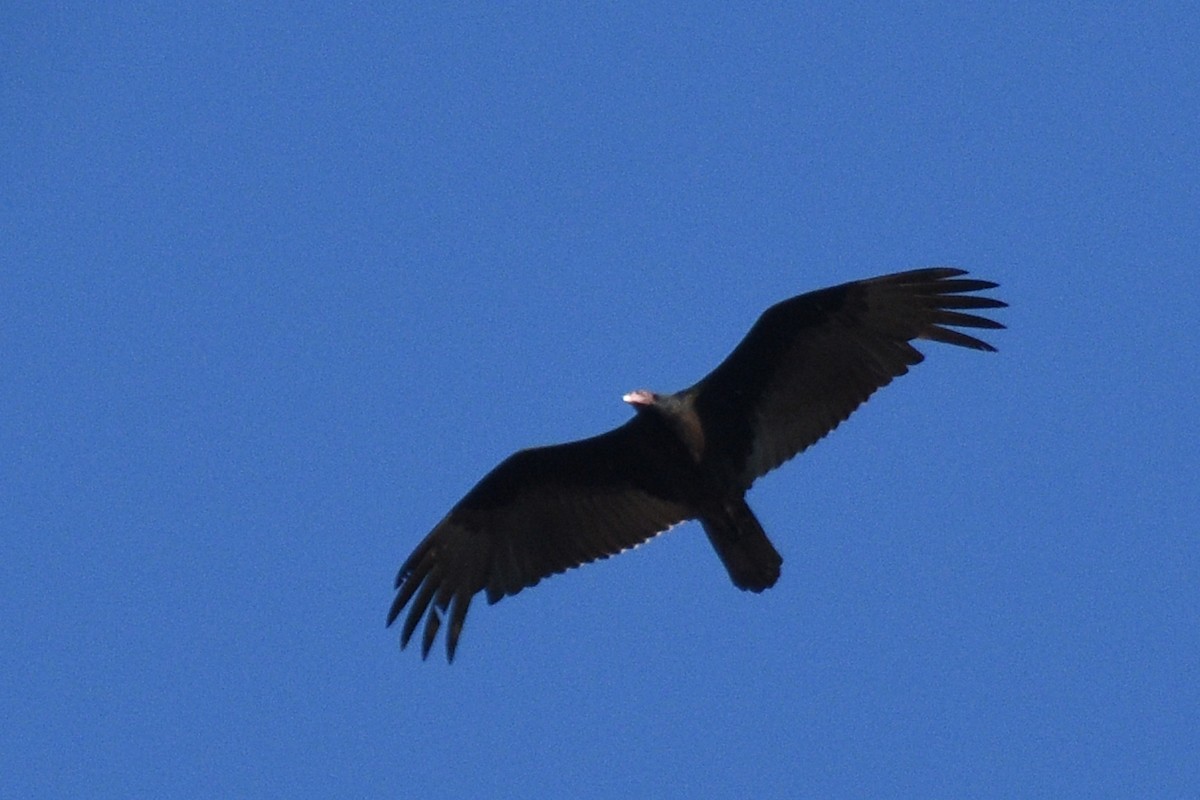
[388, 268, 1005, 661]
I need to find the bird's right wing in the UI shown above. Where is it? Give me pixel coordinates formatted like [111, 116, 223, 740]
[387, 418, 693, 661]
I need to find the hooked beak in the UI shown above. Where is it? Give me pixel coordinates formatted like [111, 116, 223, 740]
[623, 389, 655, 407]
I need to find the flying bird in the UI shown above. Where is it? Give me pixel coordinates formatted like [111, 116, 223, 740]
[388, 268, 1006, 661]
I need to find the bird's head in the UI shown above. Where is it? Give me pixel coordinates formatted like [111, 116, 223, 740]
[622, 389, 658, 410]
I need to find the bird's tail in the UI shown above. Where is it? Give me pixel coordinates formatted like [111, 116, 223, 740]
[701, 499, 782, 592]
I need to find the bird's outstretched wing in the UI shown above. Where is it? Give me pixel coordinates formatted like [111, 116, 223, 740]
[689, 268, 1006, 487]
[387, 417, 693, 661]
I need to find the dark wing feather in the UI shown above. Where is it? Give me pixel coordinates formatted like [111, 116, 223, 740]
[689, 268, 1006, 488]
[387, 416, 694, 661]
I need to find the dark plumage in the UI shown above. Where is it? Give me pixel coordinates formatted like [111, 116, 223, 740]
[388, 268, 1006, 661]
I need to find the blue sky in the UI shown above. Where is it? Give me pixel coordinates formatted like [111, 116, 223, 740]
[4, 4, 1197, 798]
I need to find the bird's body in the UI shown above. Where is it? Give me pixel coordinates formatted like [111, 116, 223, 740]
[388, 268, 1006, 660]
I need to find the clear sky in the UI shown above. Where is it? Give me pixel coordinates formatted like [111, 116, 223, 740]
[5, 4, 1197, 798]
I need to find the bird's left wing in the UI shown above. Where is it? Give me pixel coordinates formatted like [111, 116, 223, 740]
[689, 268, 1006, 488]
